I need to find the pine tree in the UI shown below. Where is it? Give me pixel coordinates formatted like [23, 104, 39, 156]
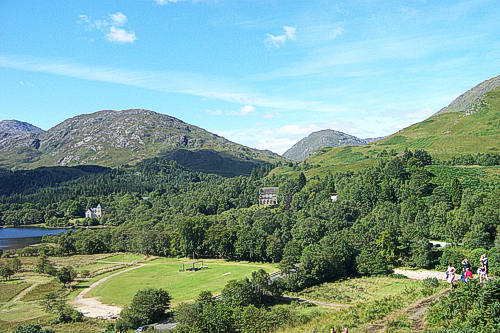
[451, 178, 462, 207]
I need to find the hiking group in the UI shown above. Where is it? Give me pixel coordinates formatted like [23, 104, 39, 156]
[445, 254, 489, 289]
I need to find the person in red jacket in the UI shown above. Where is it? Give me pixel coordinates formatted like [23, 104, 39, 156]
[464, 267, 473, 282]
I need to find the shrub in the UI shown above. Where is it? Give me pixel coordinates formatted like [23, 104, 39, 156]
[117, 288, 171, 329]
[11, 325, 55, 333]
[421, 277, 440, 296]
[388, 273, 408, 279]
[470, 248, 488, 270]
[487, 247, 500, 276]
[438, 246, 469, 270]
[221, 279, 258, 308]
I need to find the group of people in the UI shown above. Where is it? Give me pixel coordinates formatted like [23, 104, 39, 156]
[446, 254, 489, 289]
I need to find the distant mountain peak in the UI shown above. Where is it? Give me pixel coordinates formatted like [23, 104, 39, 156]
[0, 120, 44, 135]
[283, 129, 370, 162]
[435, 75, 500, 116]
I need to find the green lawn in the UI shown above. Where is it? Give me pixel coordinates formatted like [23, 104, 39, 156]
[87, 260, 278, 306]
[99, 253, 145, 263]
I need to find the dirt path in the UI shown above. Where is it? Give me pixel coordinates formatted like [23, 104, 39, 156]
[362, 289, 449, 332]
[393, 269, 445, 280]
[11, 283, 38, 303]
[72, 264, 145, 319]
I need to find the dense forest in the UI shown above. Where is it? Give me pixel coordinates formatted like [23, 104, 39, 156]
[1, 150, 499, 291]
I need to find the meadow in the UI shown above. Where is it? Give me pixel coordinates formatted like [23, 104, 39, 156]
[86, 259, 278, 306]
[277, 276, 447, 333]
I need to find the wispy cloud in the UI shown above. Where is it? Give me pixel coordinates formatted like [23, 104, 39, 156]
[78, 12, 136, 44]
[265, 26, 296, 48]
[229, 105, 256, 115]
[0, 54, 344, 113]
[155, 0, 184, 4]
[206, 109, 222, 115]
[254, 33, 477, 80]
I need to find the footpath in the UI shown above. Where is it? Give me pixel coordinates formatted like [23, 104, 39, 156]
[393, 268, 445, 280]
[72, 264, 146, 319]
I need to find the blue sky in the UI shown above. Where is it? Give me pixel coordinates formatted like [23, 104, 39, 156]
[1, 0, 499, 154]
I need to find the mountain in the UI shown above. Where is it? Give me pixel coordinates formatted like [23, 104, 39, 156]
[0, 120, 44, 168]
[272, 75, 500, 177]
[435, 75, 500, 116]
[0, 109, 284, 175]
[283, 129, 369, 162]
[0, 120, 44, 135]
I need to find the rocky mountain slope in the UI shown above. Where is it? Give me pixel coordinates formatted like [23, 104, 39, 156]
[0, 109, 283, 174]
[283, 129, 380, 162]
[0, 120, 43, 135]
[435, 75, 500, 116]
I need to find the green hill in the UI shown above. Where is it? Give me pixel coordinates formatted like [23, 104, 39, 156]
[272, 77, 500, 179]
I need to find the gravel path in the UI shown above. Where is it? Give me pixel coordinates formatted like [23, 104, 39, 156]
[72, 264, 145, 319]
[393, 269, 445, 281]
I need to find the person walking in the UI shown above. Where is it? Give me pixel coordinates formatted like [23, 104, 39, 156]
[480, 254, 489, 276]
[447, 264, 456, 289]
[461, 259, 471, 273]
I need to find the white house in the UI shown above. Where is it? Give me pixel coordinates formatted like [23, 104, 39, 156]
[85, 204, 103, 218]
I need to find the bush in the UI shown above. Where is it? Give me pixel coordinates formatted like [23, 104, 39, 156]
[117, 288, 171, 329]
[11, 325, 55, 333]
[421, 277, 440, 296]
[221, 279, 258, 308]
[388, 273, 408, 279]
[487, 247, 500, 276]
[426, 279, 500, 331]
[470, 248, 488, 270]
[438, 246, 469, 270]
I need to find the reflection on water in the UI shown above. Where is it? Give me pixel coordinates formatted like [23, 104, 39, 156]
[0, 227, 67, 250]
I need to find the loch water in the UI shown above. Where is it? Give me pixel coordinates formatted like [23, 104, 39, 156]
[0, 227, 67, 250]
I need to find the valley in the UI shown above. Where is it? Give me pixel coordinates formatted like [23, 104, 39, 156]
[0, 77, 499, 333]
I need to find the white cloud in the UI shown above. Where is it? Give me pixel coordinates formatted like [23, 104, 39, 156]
[263, 112, 279, 119]
[330, 26, 344, 39]
[239, 105, 256, 115]
[106, 27, 137, 44]
[155, 0, 187, 4]
[265, 26, 296, 48]
[255, 33, 474, 80]
[206, 109, 222, 115]
[284, 26, 296, 40]
[0, 54, 345, 113]
[78, 12, 136, 44]
[109, 12, 127, 26]
[228, 105, 256, 115]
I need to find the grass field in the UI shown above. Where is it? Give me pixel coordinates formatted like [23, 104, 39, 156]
[288, 276, 420, 305]
[0, 282, 31, 303]
[99, 253, 145, 263]
[277, 276, 447, 333]
[87, 259, 278, 306]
